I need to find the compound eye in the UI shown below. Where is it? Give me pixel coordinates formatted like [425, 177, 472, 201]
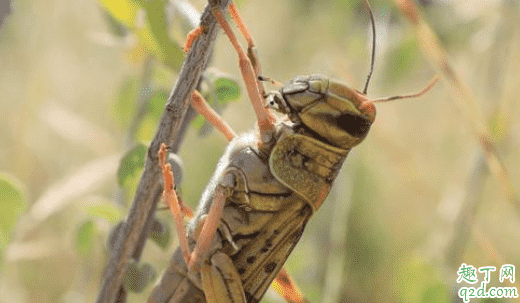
[266, 92, 288, 114]
[267, 98, 278, 110]
[337, 112, 372, 138]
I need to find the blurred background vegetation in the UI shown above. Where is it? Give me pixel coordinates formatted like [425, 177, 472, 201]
[1, 0, 519, 302]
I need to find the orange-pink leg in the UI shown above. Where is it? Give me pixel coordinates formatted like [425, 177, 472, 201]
[191, 90, 237, 142]
[162, 85, 238, 271]
[210, 4, 276, 139]
[184, 26, 204, 53]
[160, 73, 239, 272]
[186, 91, 238, 270]
[183, 1, 276, 139]
[159, 143, 230, 272]
[158, 143, 192, 264]
[227, 3, 263, 91]
[187, 186, 228, 271]
[272, 267, 308, 303]
[184, 3, 263, 80]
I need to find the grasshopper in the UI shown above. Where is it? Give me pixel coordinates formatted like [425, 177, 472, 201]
[151, 1, 438, 302]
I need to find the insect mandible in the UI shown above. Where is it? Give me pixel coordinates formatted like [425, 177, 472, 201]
[153, 0, 438, 302]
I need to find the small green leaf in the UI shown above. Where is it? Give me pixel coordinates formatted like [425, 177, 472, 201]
[124, 261, 157, 293]
[118, 143, 146, 187]
[124, 261, 141, 292]
[205, 68, 241, 105]
[75, 220, 96, 257]
[85, 203, 123, 223]
[214, 77, 241, 104]
[148, 219, 170, 250]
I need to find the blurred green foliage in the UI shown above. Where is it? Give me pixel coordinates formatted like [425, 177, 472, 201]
[0, 173, 27, 272]
[0, 0, 519, 302]
[75, 220, 96, 258]
[85, 202, 123, 223]
[118, 143, 146, 204]
[382, 37, 420, 86]
[97, 0, 184, 70]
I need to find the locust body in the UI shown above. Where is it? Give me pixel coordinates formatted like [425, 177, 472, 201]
[151, 1, 436, 302]
[151, 75, 376, 303]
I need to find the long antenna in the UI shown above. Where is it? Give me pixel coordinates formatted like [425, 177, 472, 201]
[362, 0, 376, 95]
[372, 76, 439, 103]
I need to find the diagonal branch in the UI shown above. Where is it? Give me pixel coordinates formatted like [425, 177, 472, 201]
[95, 1, 231, 302]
